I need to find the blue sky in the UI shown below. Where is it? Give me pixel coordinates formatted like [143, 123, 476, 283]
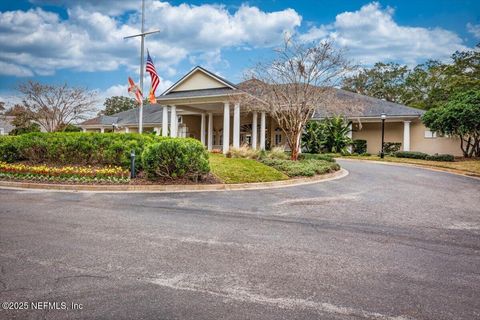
[0, 0, 479, 110]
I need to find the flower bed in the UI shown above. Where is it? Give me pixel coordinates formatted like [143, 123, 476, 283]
[0, 162, 130, 184]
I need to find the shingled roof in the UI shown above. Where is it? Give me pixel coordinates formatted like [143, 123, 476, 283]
[312, 88, 425, 119]
[80, 104, 170, 127]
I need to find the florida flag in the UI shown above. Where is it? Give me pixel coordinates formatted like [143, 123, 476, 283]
[146, 50, 160, 104]
[127, 77, 143, 104]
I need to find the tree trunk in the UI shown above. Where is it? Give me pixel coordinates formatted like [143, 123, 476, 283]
[290, 131, 301, 161]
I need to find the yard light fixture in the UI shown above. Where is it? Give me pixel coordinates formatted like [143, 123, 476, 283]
[380, 113, 386, 159]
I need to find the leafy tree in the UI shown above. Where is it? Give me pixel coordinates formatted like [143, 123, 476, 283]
[322, 116, 353, 154]
[302, 121, 325, 153]
[301, 117, 352, 154]
[4, 104, 40, 135]
[342, 62, 409, 104]
[59, 123, 82, 132]
[18, 81, 97, 132]
[100, 96, 136, 116]
[422, 90, 480, 157]
[403, 60, 450, 110]
[9, 123, 41, 135]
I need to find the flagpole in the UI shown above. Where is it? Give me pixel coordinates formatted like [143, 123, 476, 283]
[124, 0, 160, 134]
[138, 0, 145, 134]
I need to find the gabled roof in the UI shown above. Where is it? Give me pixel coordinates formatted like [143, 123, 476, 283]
[161, 66, 237, 95]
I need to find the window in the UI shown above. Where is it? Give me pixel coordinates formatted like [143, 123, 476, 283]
[424, 130, 437, 139]
[274, 128, 282, 145]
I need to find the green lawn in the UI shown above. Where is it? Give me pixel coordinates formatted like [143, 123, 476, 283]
[209, 154, 288, 184]
[342, 155, 480, 175]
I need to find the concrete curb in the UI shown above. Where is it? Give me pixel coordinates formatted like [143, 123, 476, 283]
[0, 168, 349, 193]
[338, 158, 480, 180]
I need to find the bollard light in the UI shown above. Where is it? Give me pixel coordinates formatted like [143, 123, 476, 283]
[130, 150, 136, 179]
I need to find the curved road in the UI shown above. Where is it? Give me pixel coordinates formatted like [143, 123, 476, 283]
[0, 160, 479, 319]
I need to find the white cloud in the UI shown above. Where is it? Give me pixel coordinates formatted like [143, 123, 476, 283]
[0, 61, 34, 77]
[300, 2, 470, 65]
[0, 2, 301, 78]
[467, 23, 480, 39]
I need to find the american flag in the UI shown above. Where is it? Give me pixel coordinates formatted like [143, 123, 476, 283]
[146, 50, 160, 104]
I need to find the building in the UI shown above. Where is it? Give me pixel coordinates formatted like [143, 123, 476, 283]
[80, 66, 463, 156]
[0, 116, 15, 135]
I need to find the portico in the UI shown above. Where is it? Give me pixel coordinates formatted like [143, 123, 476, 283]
[156, 66, 267, 153]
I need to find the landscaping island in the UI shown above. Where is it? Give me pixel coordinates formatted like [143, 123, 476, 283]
[0, 132, 341, 186]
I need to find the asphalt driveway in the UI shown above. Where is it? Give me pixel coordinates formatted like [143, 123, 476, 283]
[0, 160, 479, 320]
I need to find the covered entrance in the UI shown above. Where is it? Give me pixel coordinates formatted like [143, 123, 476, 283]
[156, 66, 268, 154]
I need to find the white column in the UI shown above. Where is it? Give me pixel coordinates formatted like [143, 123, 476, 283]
[251, 111, 258, 150]
[162, 105, 168, 136]
[347, 122, 353, 153]
[82, 128, 86, 133]
[207, 113, 213, 151]
[200, 113, 206, 145]
[260, 112, 266, 150]
[403, 121, 411, 151]
[100, 127, 105, 133]
[170, 105, 177, 137]
[233, 103, 240, 148]
[223, 102, 230, 154]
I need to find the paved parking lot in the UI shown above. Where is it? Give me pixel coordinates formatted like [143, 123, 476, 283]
[0, 160, 479, 319]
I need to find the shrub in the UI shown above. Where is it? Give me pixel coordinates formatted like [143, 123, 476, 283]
[141, 138, 210, 180]
[260, 158, 339, 177]
[352, 139, 367, 154]
[227, 145, 260, 159]
[263, 146, 289, 160]
[298, 153, 335, 162]
[0, 136, 21, 163]
[383, 142, 402, 154]
[0, 132, 162, 169]
[394, 151, 428, 159]
[425, 153, 455, 162]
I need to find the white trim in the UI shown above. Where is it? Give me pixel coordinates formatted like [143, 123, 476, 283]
[162, 66, 236, 95]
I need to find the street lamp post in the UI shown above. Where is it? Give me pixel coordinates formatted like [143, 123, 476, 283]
[380, 113, 386, 159]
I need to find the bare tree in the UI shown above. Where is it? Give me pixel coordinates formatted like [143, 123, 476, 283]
[18, 81, 97, 132]
[238, 37, 359, 160]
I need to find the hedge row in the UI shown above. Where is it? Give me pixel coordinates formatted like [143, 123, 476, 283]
[298, 153, 335, 162]
[394, 151, 454, 162]
[0, 132, 165, 169]
[260, 158, 340, 177]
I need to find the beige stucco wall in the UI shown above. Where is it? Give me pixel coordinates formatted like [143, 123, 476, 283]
[172, 70, 227, 92]
[352, 120, 463, 156]
[352, 122, 403, 154]
[410, 121, 462, 156]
